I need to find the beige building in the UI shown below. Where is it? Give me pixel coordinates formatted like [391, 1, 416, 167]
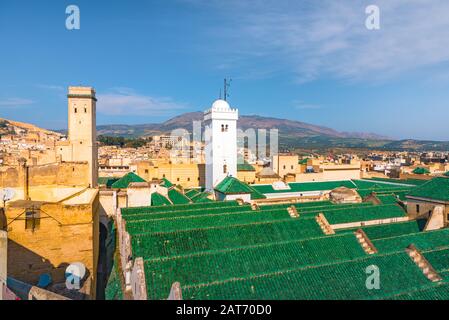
[272, 154, 298, 179]
[271, 155, 361, 182]
[135, 160, 205, 188]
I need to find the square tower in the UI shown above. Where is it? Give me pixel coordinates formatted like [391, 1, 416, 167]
[66, 86, 98, 187]
[204, 99, 238, 191]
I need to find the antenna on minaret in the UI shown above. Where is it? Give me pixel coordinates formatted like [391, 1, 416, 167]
[219, 88, 222, 100]
[224, 78, 232, 101]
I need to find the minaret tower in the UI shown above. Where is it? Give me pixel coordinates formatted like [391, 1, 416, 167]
[67, 86, 98, 187]
[204, 96, 238, 191]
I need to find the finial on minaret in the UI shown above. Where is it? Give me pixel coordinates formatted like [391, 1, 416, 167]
[224, 78, 232, 102]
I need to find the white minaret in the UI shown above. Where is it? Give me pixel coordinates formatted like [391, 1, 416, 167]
[204, 99, 238, 191]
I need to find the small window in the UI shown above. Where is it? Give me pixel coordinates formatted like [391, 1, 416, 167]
[74, 108, 77, 113]
[291, 165, 294, 170]
[283, 165, 286, 170]
[25, 211, 40, 231]
[177, 178, 180, 182]
[416, 204, 420, 213]
[187, 177, 190, 181]
[223, 165, 227, 174]
[145, 169, 149, 174]
[163, 174, 166, 178]
[221, 124, 225, 132]
[84, 107, 87, 113]
[198, 177, 200, 181]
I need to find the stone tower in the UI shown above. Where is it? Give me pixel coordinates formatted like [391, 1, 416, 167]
[66, 86, 98, 187]
[204, 99, 238, 191]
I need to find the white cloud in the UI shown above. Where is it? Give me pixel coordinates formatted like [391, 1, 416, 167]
[293, 100, 321, 110]
[36, 84, 65, 91]
[97, 88, 186, 116]
[0, 98, 34, 107]
[197, 0, 449, 83]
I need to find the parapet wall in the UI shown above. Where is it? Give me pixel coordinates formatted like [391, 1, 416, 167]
[0, 162, 90, 188]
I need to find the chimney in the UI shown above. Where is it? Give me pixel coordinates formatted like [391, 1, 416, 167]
[18, 158, 30, 201]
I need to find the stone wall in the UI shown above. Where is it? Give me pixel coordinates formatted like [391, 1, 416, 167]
[0, 162, 90, 188]
[0, 230, 6, 301]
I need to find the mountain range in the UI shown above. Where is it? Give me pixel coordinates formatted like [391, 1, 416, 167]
[3, 112, 448, 151]
[95, 112, 391, 140]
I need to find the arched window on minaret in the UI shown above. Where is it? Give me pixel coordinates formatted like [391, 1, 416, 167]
[225, 124, 229, 132]
[223, 164, 227, 174]
[221, 124, 225, 132]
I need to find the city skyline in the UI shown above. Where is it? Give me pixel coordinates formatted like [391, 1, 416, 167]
[1, 0, 449, 140]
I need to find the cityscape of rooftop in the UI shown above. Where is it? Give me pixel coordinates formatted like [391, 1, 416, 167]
[2, 0, 449, 310]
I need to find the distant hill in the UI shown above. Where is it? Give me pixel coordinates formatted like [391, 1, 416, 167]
[0, 117, 61, 138]
[95, 111, 391, 140]
[6, 112, 447, 151]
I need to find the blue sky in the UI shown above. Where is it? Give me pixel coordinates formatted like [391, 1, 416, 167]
[1, 0, 449, 140]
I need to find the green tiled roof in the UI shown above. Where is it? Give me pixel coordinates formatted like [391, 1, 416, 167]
[423, 247, 449, 274]
[372, 229, 449, 253]
[168, 188, 191, 205]
[191, 192, 213, 203]
[180, 252, 429, 300]
[215, 176, 254, 194]
[98, 177, 120, 188]
[376, 194, 399, 204]
[252, 180, 356, 194]
[119, 194, 449, 300]
[323, 204, 406, 225]
[131, 218, 324, 260]
[367, 177, 427, 186]
[151, 192, 172, 206]
[237, 161, 256, 172]
[160, 178, 174, 188]
[412, 167, 430, 175]
[337, 220, 426, 240]
[407, 177, 449, 202]
[111, 172, 146, 189]
[444, 171, 449, 177]
[122, 200, 240, 216]
[248, 186, 267, 199]
[105, 258, 123, 300]
[185, 189, 200, 199]
[143, 233, 367, 299]
[298, 158, 309, 165]
[386, 282, 449, 300]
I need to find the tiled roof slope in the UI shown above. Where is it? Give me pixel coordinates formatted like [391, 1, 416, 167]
[131, 218, 324, 259]
[237, 161, 256, 172]
[413, 167, 430, 175]
[98, 177, 120, 188]
[151, 192, 172, 206]
[116, 196, 448, 300]
[407, 177, 449, 202]
[144, 233, 367, 299]
[160, 178, 174, 188]
[337, 220, 426, 240]
[180, 252, 430, 300]
[168, 188, 191, 205]
[215, 176, 255, 194]
[252, 180, 356, 194]
[111, 172, 146, 189]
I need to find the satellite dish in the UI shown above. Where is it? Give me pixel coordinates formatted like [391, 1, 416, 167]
[65, 262, 86, 281]
[0, 188, 15, 202]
